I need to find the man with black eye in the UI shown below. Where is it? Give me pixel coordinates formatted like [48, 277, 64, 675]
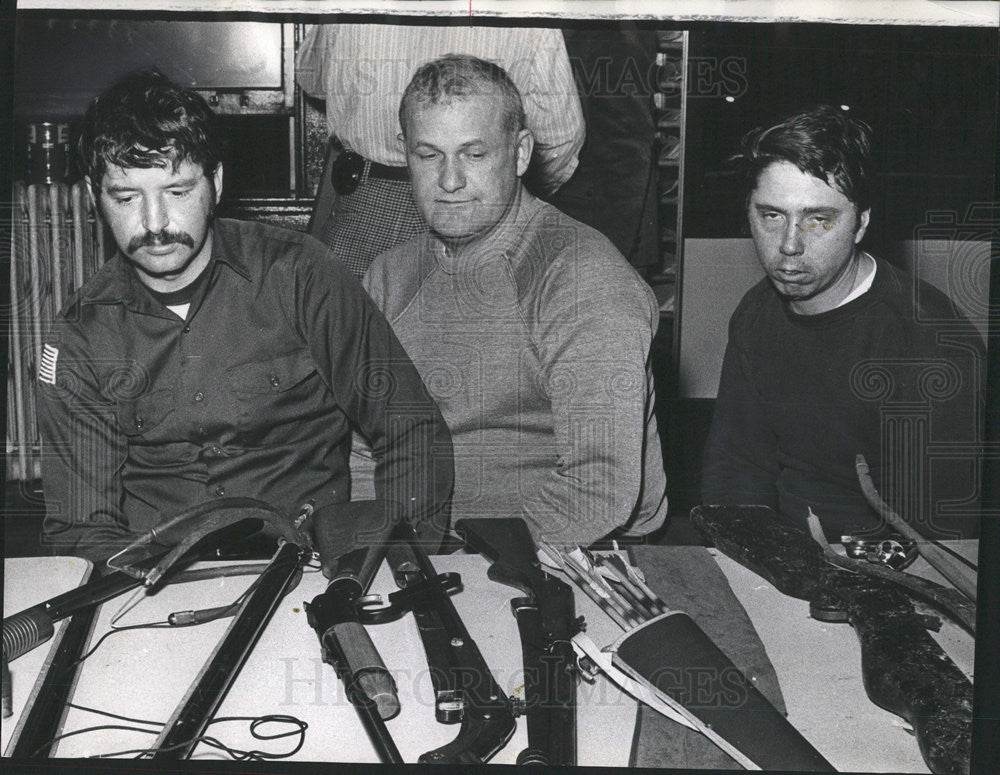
[701, 105, 984, 540]
[362, 55, 668, 548]
[35, 69, 453, 563]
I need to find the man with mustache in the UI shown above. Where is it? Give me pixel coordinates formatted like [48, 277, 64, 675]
[35, 70, 453, 562]
[701, 105, 984, 540]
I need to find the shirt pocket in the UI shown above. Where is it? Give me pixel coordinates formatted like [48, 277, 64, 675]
[117, 388, 174, 439]
[227, 350, 325, 444]
[116, 388, 187, 466]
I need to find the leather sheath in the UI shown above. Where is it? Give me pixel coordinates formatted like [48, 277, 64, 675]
[615, 611, 833, 771]
[630, 545, 787, 770]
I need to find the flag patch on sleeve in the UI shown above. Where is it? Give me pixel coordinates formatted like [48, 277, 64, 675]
[39, 343, 59, 385]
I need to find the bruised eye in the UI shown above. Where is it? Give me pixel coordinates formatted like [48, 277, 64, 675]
[805, 215, 835, 231]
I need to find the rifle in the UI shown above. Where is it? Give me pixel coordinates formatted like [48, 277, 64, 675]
[305, 502, 403, 764]
[363, 521, 516, 764]
[692, 504, 973, 775]
[455, 517, 580, 766]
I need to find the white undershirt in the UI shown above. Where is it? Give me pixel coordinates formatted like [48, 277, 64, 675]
[835, 252, 877, 308]
[166, 303, 190, 319]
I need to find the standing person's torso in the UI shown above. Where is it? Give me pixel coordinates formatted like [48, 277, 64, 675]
[324, 25, 556, 165]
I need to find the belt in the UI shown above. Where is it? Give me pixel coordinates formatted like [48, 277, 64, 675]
[331, 149, 408, 195]
[367, 158, 410, 182]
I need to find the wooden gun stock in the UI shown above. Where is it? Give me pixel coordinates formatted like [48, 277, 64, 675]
[692, 505, 973, 775]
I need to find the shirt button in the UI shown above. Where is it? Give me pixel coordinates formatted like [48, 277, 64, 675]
[269, 374, 280, 388]
[212, 446, 222, 456]
[214, 485, 226, 497]
[134, 416, 144, 430]
[198, 425, 207, 436]
[182, 325, 191, 334]
[194, 391, 204, 402]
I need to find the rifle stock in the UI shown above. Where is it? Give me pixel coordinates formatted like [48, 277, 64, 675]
[692, 505, 973, 775]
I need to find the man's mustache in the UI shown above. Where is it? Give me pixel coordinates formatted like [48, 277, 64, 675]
[127, 230, 195, 254]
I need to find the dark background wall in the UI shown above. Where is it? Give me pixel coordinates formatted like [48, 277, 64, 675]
[684, 24, 998, 247]
[12, 17, 297, 196]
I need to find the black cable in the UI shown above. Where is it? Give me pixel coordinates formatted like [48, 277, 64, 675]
[33, 723, 160, 756]
[69, 570, 265, 667]
[46, 702, 309, 761]
[69, 622, 172, 668]
[65, 700, 163, 727]
[99, 715, 309, 760]
[199, 715, 309, 760]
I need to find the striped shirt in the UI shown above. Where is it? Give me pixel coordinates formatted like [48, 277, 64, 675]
[295, 23, 584, 193]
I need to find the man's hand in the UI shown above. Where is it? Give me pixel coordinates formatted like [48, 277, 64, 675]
[310, 501, 395, 579]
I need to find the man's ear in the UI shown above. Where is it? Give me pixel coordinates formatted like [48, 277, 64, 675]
[854, 208, 871, 244]
[212, 164, 224, 204]
[514, 128, 534, 178]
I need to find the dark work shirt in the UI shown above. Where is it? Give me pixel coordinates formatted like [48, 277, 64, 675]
[37, 218, 453, 561]
[702, 257, 984, 540]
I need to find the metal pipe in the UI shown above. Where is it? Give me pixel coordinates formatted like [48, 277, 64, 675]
[71, 181, 86, 292]
[48, 185, 64, 311]
[10, 182, 29, 478]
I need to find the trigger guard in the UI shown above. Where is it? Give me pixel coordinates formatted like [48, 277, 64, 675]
[359, 571, 464, 626]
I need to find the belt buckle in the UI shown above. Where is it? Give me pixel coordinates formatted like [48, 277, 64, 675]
[332, 149, 365, 196]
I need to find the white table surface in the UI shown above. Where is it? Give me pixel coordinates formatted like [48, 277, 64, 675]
[4, 544, 976, 770]
[712, 541, 977, 774]
[2, 556, 92, 755]
[37, 553, 636, 764]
